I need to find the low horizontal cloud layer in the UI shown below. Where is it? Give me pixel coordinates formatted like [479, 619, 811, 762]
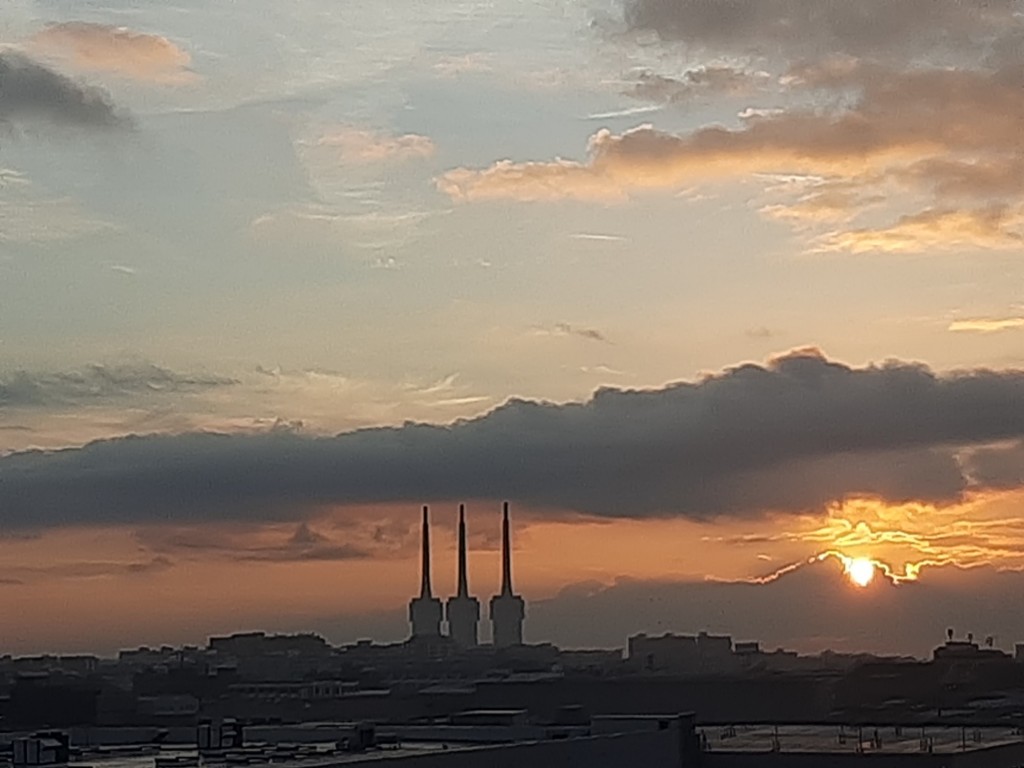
[0, 363, 237, 408]
[0, 51, 128, 128]
[30, 22, 195, 84]
[2, 350, 1024, 529]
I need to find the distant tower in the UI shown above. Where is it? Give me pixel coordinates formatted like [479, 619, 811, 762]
[409, 506, 443, 638]
[445, 504, 481, 648]
[489, 501, 525, 647]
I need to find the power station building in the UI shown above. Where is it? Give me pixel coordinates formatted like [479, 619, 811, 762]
[408, 502, 525, 647]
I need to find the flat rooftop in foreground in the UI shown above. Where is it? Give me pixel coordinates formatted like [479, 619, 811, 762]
[72, 745, 452, 768]
[702, 724, 1023, 755]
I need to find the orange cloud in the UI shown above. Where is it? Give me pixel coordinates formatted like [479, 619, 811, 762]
[439, 62, 1024, 252]
[815, 206, 1024, 254]
[30, 22, 195, 84]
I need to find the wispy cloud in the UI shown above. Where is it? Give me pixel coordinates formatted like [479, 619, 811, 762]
[313, 127, 435, 164]
[533, 322, 611, 343]
[949, 317, 1024, 333]
[0, 363, 237, 408]
[570, 233, 628, 242]
[585, 104, 664, 120]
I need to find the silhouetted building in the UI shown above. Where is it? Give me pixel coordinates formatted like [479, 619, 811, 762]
[409, 506, 443, 639]
[490, 502, 525, 648]
[445, 504, 481, 648]
[629, 631, 736, 674]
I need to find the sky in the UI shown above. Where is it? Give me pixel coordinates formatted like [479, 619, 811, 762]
[1, 0, 1024, 658]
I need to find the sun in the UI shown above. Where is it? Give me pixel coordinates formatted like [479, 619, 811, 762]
[846, 557, 876, 588]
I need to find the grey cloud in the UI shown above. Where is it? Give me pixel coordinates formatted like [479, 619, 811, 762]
[552, 323, 610, 343]
[2, 350, 1024, 530]
[623, 0, 1018, 60]
[631, 67, 762, 104]
[236, 544, 368, 563]
[0, 52, 129, 129]
[0, 362, 238, 408]
[966, 442, 1024, 491]
[134, 523, 369, 564]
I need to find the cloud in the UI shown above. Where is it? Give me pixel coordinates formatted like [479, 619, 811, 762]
[314, 128, 435, 164]
[0, 556, 173, 584]
[815, 206, 1024, 254]
[439, 61, 1024, 251]
[630, 66, 766, 104]
[442, 64, 1024, 201]
[2, 350, 1024, 529]
[966, 443, 1024, 492]
[535, 322, 611, 343]
[0, 51, 128, 128]
[622, 0, 1018, 61]
[29, 22, 196, 84]
[586, 104, 664, 120]
[0, 363, 237, 408]
[949, 318, 1024, 334]
[134, 521, 373, 564]
[570, 233, 627, 242]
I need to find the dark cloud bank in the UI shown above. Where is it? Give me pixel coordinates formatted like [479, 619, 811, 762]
[0, 51, 128, 129]
[2, 350, 1024, 530]
[6, 354, 1024, 528]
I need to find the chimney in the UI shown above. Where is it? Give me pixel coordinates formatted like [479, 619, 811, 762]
[420, 505, 432, 599]
[500, 501, 513, 597]
[457, 503, 469, 598]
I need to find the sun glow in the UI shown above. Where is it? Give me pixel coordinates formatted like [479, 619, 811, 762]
[845, 557, 876, 587]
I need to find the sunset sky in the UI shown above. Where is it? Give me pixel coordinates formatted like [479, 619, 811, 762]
[2, 0, 1024, 658]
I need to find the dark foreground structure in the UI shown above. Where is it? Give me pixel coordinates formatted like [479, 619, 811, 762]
[5, 717, 1024, 768]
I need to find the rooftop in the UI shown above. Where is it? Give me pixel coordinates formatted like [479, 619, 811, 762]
[74, 744, 452, 768]
[702, 724, 1023, 755]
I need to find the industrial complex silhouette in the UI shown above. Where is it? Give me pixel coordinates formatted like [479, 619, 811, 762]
[409, 502, 524, 647]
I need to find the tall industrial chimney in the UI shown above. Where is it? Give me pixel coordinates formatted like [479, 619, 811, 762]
[446, 504, 480, 647]
[408, 505, 442, 638]
[420, 505, 433, 598]
[500, 501, 513, 596]
[489, 501, 525, 647]
[457, 504, 470, 598]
